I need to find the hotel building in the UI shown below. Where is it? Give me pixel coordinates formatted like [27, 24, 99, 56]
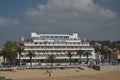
[20, 33, 95, 65]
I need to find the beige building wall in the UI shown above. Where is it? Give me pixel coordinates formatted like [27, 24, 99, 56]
[117, 51, 120, 59]
[0, 57, 3, 65]
[118, 54, 120, 59]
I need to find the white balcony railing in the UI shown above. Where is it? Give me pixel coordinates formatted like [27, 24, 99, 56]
[24, 47, 94, 51]
[24, 43, 90, 46]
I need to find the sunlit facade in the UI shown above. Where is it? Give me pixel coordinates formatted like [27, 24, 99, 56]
[0, 47, 4, 65]
[20, 33, 95, 65]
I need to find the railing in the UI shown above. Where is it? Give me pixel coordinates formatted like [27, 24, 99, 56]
[24, 47, 94, 51]
[24, 43, 90, 46]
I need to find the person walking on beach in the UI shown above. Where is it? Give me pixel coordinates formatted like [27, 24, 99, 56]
[47, 69, 49, 73]
[49, 72, 51, 77]
[47, 69, 52, 77]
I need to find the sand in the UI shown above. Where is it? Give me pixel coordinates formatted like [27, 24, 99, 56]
[0, 67, 120, 80]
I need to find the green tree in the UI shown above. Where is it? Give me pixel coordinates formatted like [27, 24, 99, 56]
[76, 50, 84, 65]
[4, 41, 17, 67]
[26, 51, 35, 67]
[17, 46, 24, 67]
[116, 45, 120, 50]
[94, 46, 101, 55]
[84, 51, 92, 64]
[47, 54, 56, 67]
[66, 51, 74, 66]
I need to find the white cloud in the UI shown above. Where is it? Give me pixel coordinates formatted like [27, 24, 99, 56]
[24, 0, 120, 40]
[0, 17, 20, 27]
[26, 8, 41, 16]
[26, 0, 116, 18]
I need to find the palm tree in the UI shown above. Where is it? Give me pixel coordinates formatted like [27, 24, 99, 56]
[76, 50, 84, 65]
[66, 51, 74, 66]
[84, 51, 92, 64]
[106, 49, 112, 64]
[100, 47, 105, 64]
[17, 46, 24, 67]
[94, 46, 101, 57]
[112, 49, 118, 60]
[47, 54, 56, 67]
[94, 46, 101, 64]
[26, 51, 35, 67]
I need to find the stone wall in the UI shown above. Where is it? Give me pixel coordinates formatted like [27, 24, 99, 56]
[101, 65, 120, 71]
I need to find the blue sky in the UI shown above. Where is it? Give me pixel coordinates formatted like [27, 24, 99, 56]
[0, 0, 120, 46]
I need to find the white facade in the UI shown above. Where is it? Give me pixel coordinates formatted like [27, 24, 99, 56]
[20, 33, 95, 64]
[0, 47, 3, 65]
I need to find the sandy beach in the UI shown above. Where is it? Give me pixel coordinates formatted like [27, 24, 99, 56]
[0, 67, 120, 80]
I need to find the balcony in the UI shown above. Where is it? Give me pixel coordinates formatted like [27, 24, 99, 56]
[24, 43, 90, 47]
[24, 47, 94, 51]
